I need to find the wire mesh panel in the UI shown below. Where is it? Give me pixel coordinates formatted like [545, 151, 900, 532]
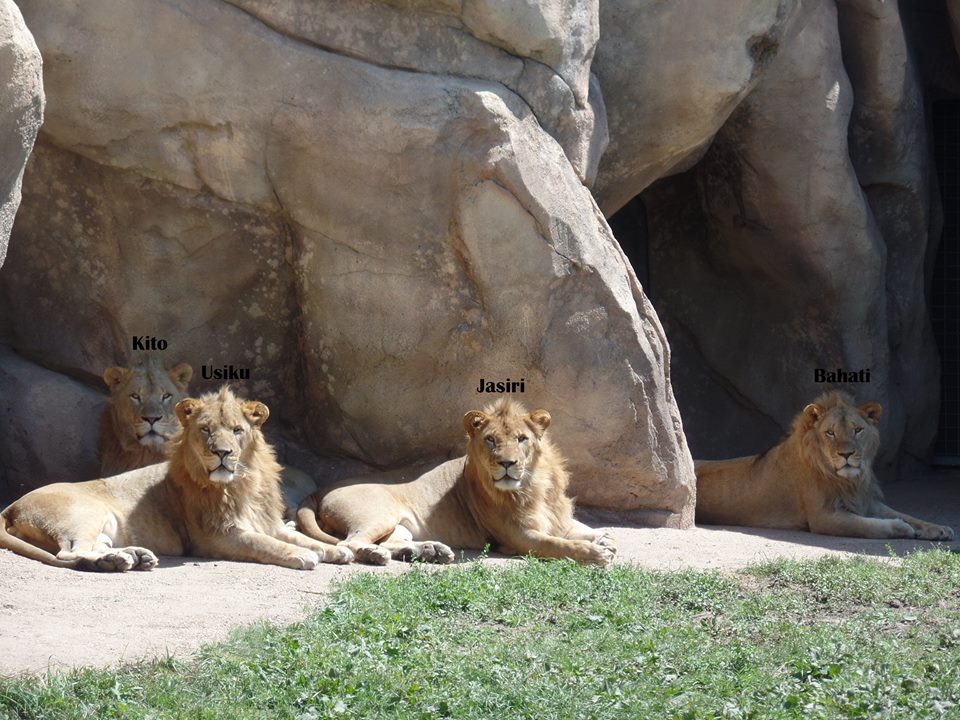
[933, 99, 960, 464]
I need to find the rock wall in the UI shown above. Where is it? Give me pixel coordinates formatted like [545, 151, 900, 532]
[0, 0, 694, 525]
[0, 0, 43, 268]
[1, 0, 952, 516]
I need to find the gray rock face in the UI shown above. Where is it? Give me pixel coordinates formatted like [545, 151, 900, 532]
[836, 0, 940, 462]
[0, 0, 694, 525]
[592, 0, 809, 215]
[949, 0, 960, 59]
[0, 345, 101, 504]
[0, 0, 44, 268]
[643, 0, 937, 467]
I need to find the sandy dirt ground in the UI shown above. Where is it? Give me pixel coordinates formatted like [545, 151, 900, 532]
[1, 477, 957, 676]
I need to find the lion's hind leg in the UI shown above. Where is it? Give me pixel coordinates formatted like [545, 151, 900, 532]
[379, 525, 455, 564]
[340, 524, 394, 566]
[6, 494, 152, 572]
[274, 525, 353, 565]
[56, 528, 158, 572]
[56, 538, 151, 572]
[318, 486, 403, 566]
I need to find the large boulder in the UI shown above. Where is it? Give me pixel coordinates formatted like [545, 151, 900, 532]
[592, 0, 810, 215]
[0, 0, 694, 525]
[0, 345, 101, 504]
[0, 0, 44, 268]
[644, 0, 931, 467]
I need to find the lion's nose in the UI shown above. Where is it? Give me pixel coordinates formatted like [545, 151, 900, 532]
[499, 459, 516, 470]
[143, 415, 161, 426]
[214, 448, 232, 460]
[839, 451, 853, 460]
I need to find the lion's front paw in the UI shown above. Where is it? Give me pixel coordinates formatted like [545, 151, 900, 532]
[324, 545, 354, 564]
[918, 524, 955, 542]
[351, 544, 391, 566]
[595, 533, 618, 554]
[889, 518, 917, 539]
[293, 549, 320, 570]
[582, 538, 616, 566]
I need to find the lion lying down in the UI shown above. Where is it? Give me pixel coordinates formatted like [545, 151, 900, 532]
[695, 391, 954, 541]
[0, 387, 351, 571]
[297, 398, 616, 566]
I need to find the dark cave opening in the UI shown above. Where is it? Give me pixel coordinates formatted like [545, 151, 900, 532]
[932, 98, 960, 464]
[607, 195, 650, 296]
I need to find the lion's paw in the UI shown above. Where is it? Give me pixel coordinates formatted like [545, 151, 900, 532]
[420, 542, 455, 564]
[919, 524, 955, 542]
[352, 544, 391, 566]
[95, 551, 136, 572]
[586, 540, 616, 566]
[293, 549, 320, 570]
[595, 533, 618, 553]
[325, 546, 354, 565]
[124, 546, 159, 570]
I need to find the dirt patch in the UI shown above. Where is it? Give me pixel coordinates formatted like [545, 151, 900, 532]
[1, 478, 956, 676]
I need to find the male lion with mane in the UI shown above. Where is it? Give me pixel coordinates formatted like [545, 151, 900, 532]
[296, 398, 616, 565]
[99, 354, 193, 475]
[695, 391, 954, 540]
[0, 387, 351, 571]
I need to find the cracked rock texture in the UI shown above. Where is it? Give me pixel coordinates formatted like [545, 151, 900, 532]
[592, 0, 810, 216]
[0, 0, 693, 525]
[0, 0, 43, 268]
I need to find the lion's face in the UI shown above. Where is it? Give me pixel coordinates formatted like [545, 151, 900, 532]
[464, 400, 551, 492]
[103, 358, 193, 451]
[803, 398, 882, 480]
[175, 388, 270, 485]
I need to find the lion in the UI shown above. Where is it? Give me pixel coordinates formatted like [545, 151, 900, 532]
[98, 355, 193, 476]
[0, 386, 352, 571]
[296, 398, 616, 566]
[695, 391, 955, 540]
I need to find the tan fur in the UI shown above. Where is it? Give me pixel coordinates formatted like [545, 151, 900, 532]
[297, 398, 616, 566]
[695, 391, 955, 540]
[0, 387, 351, 571]
[98, 355, 193, 476]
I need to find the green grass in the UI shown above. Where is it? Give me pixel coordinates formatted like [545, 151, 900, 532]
[3, 550, 960, 719]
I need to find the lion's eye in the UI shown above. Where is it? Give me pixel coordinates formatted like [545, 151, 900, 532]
[825, 430, 835, 438]
[854, 427, 863, 436]
[200, 426, 210, 436]
[518, 435, 528, 444]
[233, 426, 243, 435]
[161, 393, 172, 402]
[130, 393, 141, 403]
[484, 436, 496, 448]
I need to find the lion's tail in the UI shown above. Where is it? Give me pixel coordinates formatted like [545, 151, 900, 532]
[0, 510, 76, 568]
[295, 499, 342, 545]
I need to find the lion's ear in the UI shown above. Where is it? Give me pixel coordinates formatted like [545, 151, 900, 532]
[102, 366, 132, 391]
[859, 401, 883, 425]
[463, 411, 489, 437]
[168, 362, 193, 390]
[242, 401, 270, 427]
[526, 409, 551, 437]
[803, 403, 824, 425]
[175, 398, 203, 426]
